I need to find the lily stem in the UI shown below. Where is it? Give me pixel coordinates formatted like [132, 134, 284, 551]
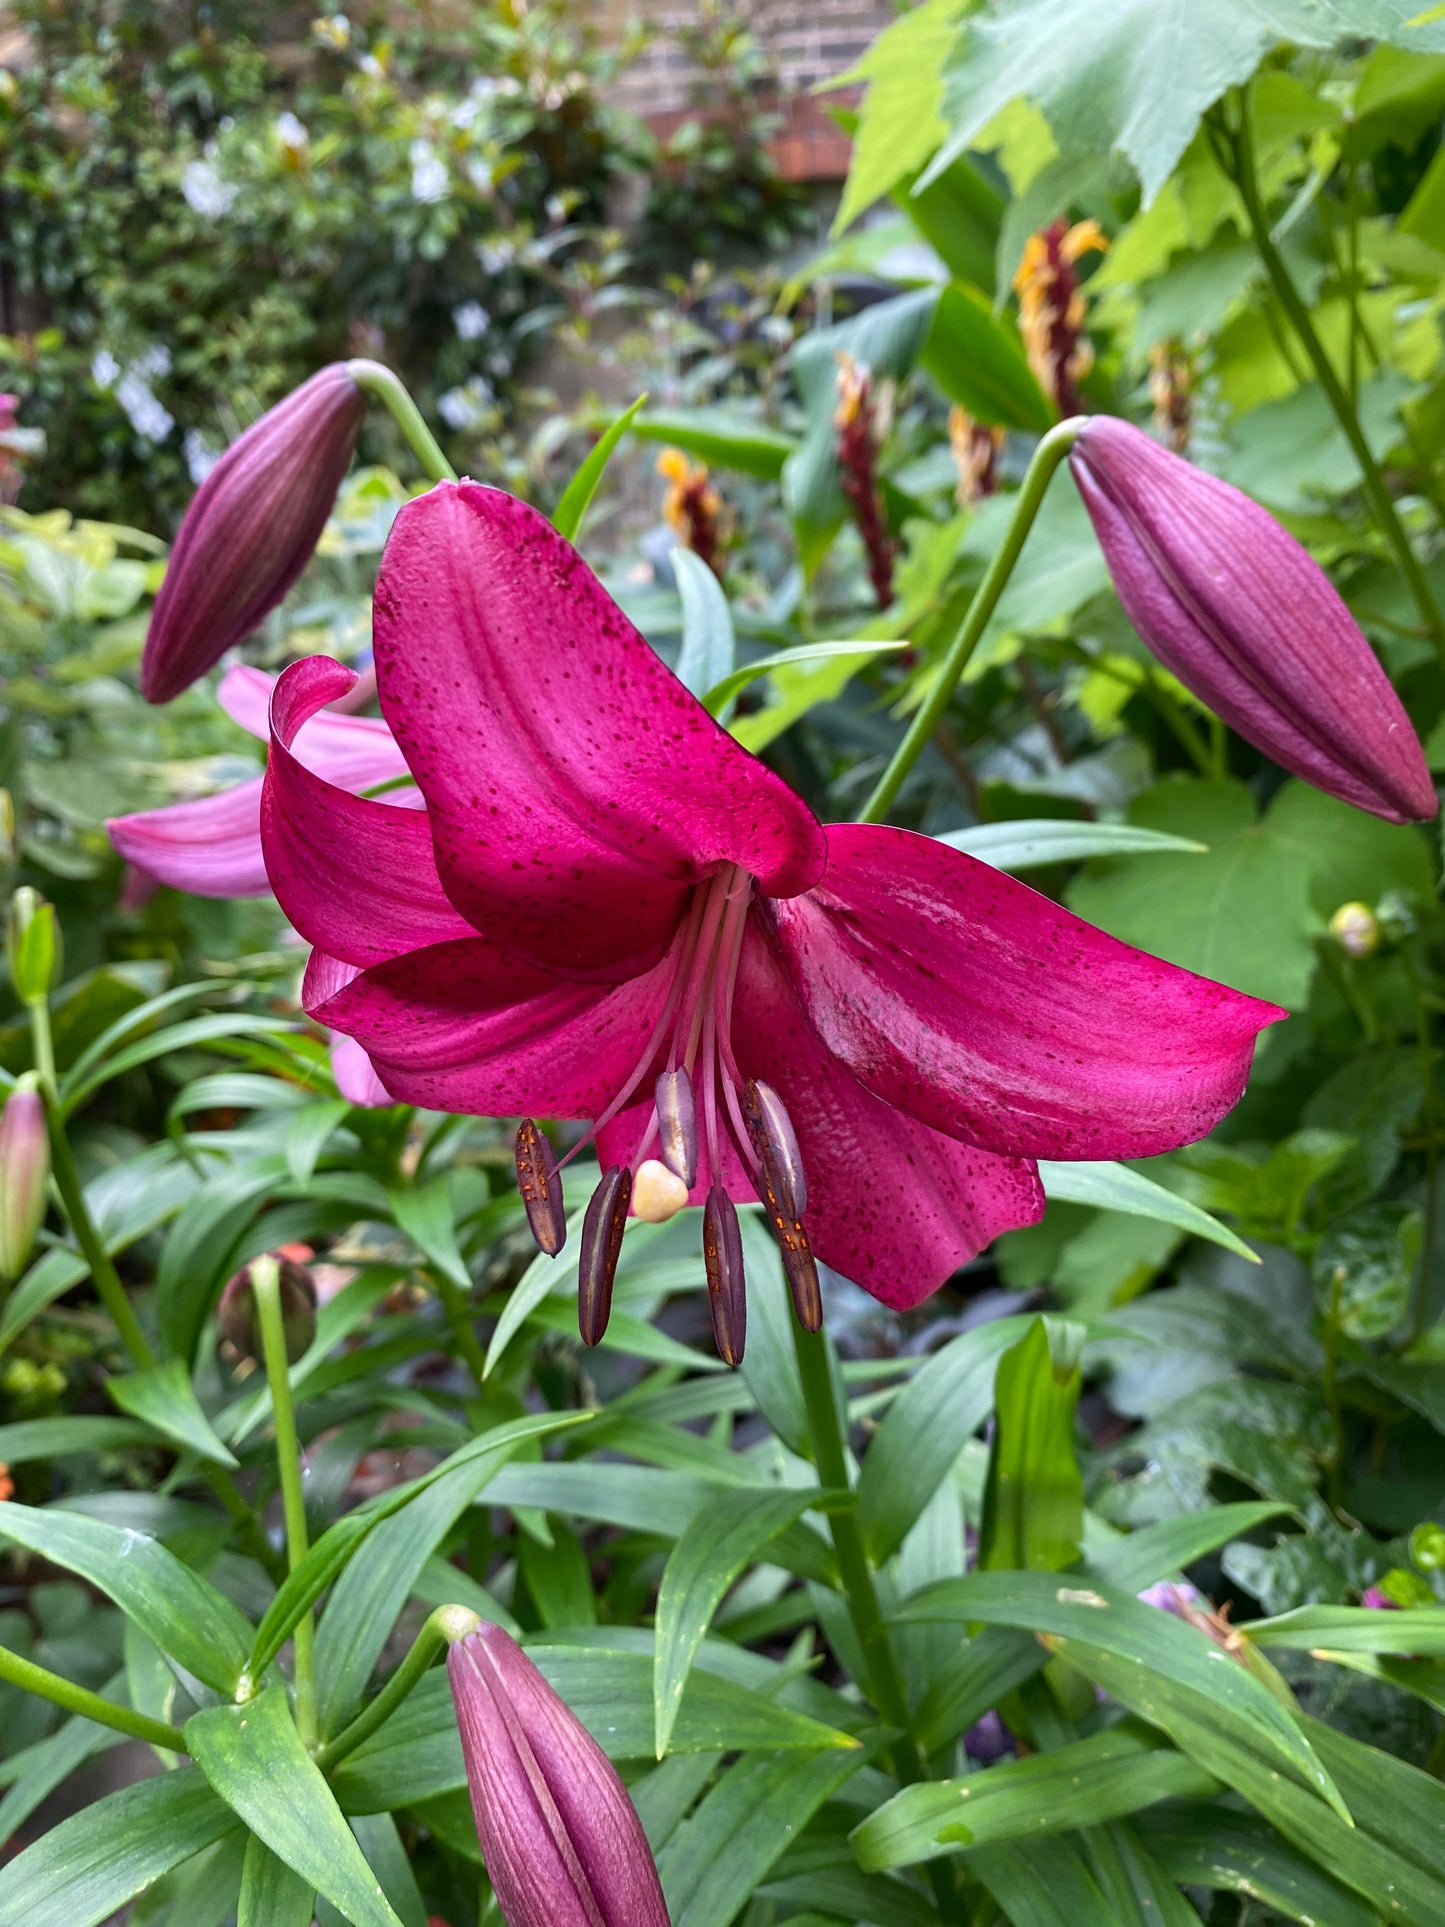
[1223, 89, 1445, 668]
[858, 418, 1082, 825]
[0, 1641, 186, 1753]
[253, 1256, 318, 1747]
[315, 1604, 472, 1774]
[346, 359, 458, 486]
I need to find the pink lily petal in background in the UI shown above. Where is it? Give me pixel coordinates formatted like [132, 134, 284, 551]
[371, 482, 827, 976]
[768, 824, 1286, 1161]
[329, 1034, 394, 1108]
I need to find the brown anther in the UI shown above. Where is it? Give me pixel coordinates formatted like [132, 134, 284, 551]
[702, 1183, 747, 1367]
[578, 1164, 631, 1347]
[744, 1084, 821, 1333]
[514, 1119, 566, 1256]
[654, 1067, 697, 1188]
[742, 1080, 806, 1216]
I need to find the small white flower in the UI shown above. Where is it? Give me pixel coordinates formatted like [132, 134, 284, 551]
[410, 138, 449, 205]
[453, 301, 490, 342]
[182, 158, 237, 219]
[183, 428, 220, 484]
[132, 343, 172, 382]
[358, 53, 384, 79]
[545, 193, 567, 224]
[436, 378, 494, 431]
[116, 371, 174, 444]
[479, 240, 514, 276]
[91, 349, 120, 389]
[311, 12, 351, 48]
[275, 111, 309, 153]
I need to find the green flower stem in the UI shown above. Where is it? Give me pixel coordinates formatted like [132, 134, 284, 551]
[0, 1641, 185, 1753]
[1225, 92, 1445, 669]
[789, 1316, 971, 1926]
[346, 359, 457, 485]
[858, 419, 1083, 825]
[253, 1255, 318, 1746]
[316, 1604, 476, 1775]
[28, 992, 154, 1370]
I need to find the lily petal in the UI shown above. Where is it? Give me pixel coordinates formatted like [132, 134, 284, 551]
[220, 663, 408, 792]
[329, 1033, 394, 1108]
[261, 656, 477, 967]
[770, 825, 1283, 1161]
[370, 481, 827, 975]
[306, 935, 675, 1119]
[733, 920, 1044, 1308]
[108, 776, 271, 897]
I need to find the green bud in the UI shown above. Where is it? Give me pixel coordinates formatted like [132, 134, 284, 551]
[6, 888, 61, 1002]
[1409, 1521, 1445, 1573]
[0, 1076, 50, 1283]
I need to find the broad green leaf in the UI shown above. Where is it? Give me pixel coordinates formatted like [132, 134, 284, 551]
[673, 548, 736, 703]
[1085, 1503, 1292, 1592]
[187, 1687, 403, 1927]
[155, 1163, 280, 1364]
[828, 0, 969, 231]
[0, 1500, 252, 1693]
[483, 1194, 598, 1376]
[939, 819, 1207, 871]
[1039, 1159, 1259, 1261]
[107, 1358, 239, 1468]
[896, 1570, 1345, 1818]
[702, 639, 905, 718]
[980, 1316, 1085, 1573]
[860, 1315, 1034, 1562]
[965, 1837, 1118, 1927]
[1134, 1806, 1380, 1927]
[1243, 1604, 1445, 1656]
[551, 393, 647, 541]
[0, 1415, 154, 1461]
[0, 1674, 124, 1841]
[346, 1813, 429, 1927]
[625, 408, 796, 480]
[654, 1486, 848, 1758]
[388, 1176, 471, 1295]
[0, 1767, 235, 1927]
[915, 1626, 1047, 1755]
[920, 280, 1055, 430]
[238, 1835, 315, 1927]
[852, 1725, 1216, 1870]
[127, 1832, 248, 1927]
[658, 1744, 875, 1927]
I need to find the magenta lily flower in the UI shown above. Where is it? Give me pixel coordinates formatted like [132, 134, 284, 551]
[257, 482, 1281, 1351]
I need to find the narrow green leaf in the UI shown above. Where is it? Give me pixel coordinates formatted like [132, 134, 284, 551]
[1135, 1806, 1381, 1927]
[624, 407, 797, 480]
[1242, 1604, 1445, 1655]
[0, 1673, 125, 1841]
[0, 1500, 252, 1693]
[673, 548, 736, 703]
[187, 1687, 403, 1927]
[920, 279, 1055, 430]
[483, 1196, 596, 1376]
[552, 393, 647, 541]
[1039, 1159, 1259, 1261]
[980, 1315, 1085, 1573]
[702, 639, 905, 717]
[939, 820, 1207, 871]
[966, 1838, 1117, 1927]
[237, 1834, 316, 1927]
[0, 1415, 155, 1462]
[60, 1014, 298, 1116]
[1085, 1503, 1292, 1593]
[107, 1358, 239, 1468]
[388, 1177, 471, 1295]
[0, 1767, 235, 1927]
[654, 1486, 848, 1758]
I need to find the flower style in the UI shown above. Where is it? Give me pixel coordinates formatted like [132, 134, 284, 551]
[1070, 416, 1438, 825]
[447, 1621, 670, 1927]
[258, 481, 1281, 1359]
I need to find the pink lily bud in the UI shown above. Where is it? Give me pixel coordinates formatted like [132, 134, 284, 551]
[0, 1078, 50, 1284]
[1070, 416, 1437, 825]
[217, 1255, 317, 1364]
[140, 366, 366, 704]
[446, 1622, 671, 1927]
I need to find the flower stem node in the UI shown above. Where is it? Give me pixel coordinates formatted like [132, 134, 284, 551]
[515, 1119, 566, 1256]
[578, 1165, 631, 1346]
[631, 1158, 690, 1224]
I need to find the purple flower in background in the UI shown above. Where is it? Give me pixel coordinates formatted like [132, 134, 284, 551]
[1070, 416, 1438, 825]
[0, 1079, 49, 1284]
[447, 1622, 671, 1927]
[140, 365, 365, 702]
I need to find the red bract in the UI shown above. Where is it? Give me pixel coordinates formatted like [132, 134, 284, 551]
[258, 483, 1282, 1349]
[140, 366, 365, 703]
[447, 1624, 671, 1927]
[1071, 416, 1438, 825]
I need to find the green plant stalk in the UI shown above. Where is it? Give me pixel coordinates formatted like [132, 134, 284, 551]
[1226, 93, 1445, 668]
[253, 1255, 318, 1746]
[315, 1604, 473, 1774]
[346, 359, 457, 484]
[27, 992, 155, 1370]
[1405, 950, 1441, 1340]
[0, 1642, 185, 1752]
[858, 419, 1083, 824]
[789, 1316, 970, 1926]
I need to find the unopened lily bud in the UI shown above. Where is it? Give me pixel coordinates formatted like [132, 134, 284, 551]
[140, 365, 366, 703]
[1329, 901, 1379, 959]
[6, 887, 60, 1001]
[0, 1078, 49, 1283]
[632, 1158, 689, 1224]
[446, 1621, 672, 1927]
[218, 1256, 317, 1363]
[1070, 417, 1438, 825]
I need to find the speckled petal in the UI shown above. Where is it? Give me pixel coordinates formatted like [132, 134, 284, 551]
[770, 824, 1284, 1161]
[260, 655, 476, 967]
[306, 934, 674, 1120]
[219, 663, 408, 792]
[732, 918, 1044, 1309]
[370, 481, 827, 975]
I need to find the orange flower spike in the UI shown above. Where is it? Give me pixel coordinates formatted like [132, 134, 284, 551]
[1013, 218, 1109, 415]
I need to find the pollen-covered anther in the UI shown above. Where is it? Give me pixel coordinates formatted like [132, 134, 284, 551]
[514, 1119, 566, 1256]
[743, 1080, 806, 1215]
[744, 1081, 821, 1332]
[654, 1067, 698, 1187]
[578, 1164, 631, 1347]
[632, 1158, 690, 1224]
[702, 1184, 747, 1367]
